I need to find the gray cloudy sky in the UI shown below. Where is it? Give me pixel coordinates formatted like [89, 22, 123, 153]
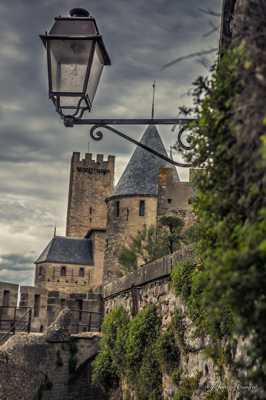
[0, 0, 221, 286]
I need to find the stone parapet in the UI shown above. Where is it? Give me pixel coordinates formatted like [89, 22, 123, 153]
[103, 247, 193, 299]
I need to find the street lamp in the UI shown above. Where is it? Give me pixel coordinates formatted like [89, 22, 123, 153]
[41, 9, 194, 167]
[40, 8, 111, 119]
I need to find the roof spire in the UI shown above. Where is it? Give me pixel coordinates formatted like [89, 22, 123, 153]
[151, 80, 156, 119]
[53, 224, 57, 238]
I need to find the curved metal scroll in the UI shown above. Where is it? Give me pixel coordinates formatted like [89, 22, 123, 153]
[90, 124, 193, 168]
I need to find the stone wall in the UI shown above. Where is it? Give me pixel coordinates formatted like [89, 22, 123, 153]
[0, 281, 19, 332]
[20, 286, 48, 332]
[104, 195, 158, 283]
[103, 249, 239, 400]
[66, 152, 115, 238]
[157, 168, 193, 220]
[0, 311, 103, 400]
[35, 261, 95, 294]
[46, 291, 103, 333]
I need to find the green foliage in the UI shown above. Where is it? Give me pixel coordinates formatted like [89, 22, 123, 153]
[92, 306, 162, 399]
[171, 368, 182, 385]
[171, 261, 196, 300]
[125, 305, 161, 378]
[119, 215, 186, 272]
[118, 225, 169, 272]
[118, 247, 138, 272]
[159, 214, 185, 253]
[154, 328, 180, 373]
[173, 372, 201, 400]
[204, 388, 228, 400]
[92, 307, 129, 391]
[177, 42, 266, 392]
[134, 348, 162, 400]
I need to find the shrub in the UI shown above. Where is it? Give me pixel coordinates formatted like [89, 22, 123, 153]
[92, 307, 129, 391]
[155, 328, 180, 373]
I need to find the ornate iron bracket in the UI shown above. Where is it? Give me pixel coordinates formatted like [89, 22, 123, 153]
[90, 124, 193, 168]
[63, 117, 195, 168]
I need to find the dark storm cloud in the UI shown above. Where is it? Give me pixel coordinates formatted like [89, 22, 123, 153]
[0, 0, 222, 284]
[0, 254, 34, 272]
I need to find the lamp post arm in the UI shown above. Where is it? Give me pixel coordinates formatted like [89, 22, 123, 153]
[67, 117, 193, 126]
[89, 124, 193, 168]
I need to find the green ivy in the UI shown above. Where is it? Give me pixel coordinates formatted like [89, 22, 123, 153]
[173, 372, 201, 400]
[92, 307, 128, 392]
[92, 305, 162, 399]
[204, 388, 228, 400]
[175, 41, 266, 395]
[154, 327, 180, 373]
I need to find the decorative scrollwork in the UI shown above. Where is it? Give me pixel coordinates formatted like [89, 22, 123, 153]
[89, 124, 193, 168]
[90, 125, 104, 141]
[177, 125, 194, 151]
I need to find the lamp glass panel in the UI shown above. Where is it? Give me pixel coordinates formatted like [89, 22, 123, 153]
[50, 20, 97, 35]
[49, 39, 93, 93]
[86, 43, 104, 104]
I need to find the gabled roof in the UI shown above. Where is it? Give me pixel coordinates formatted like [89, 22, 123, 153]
[35, 236, 93, 266]
[112, 125, 179, 197]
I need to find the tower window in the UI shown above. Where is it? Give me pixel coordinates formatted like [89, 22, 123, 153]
[168, 198, 172, 204]
[115, 201, 120, 217]
[79, 268, 85, 277]
[60, 266, 66, 277]
[139, 200, 145, 217]
[34, 295, 40, 318]
[89, 207, 93, 215]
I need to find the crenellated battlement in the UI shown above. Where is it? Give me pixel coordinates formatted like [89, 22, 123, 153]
[71, 152, 115, 171]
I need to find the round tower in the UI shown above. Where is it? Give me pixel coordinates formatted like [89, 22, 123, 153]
[104, 125, 179, 282]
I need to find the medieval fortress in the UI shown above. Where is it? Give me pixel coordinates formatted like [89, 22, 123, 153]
[0, 125, 193, 333]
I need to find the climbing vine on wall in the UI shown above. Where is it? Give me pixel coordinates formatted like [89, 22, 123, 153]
[175, 40, 266, 396]
[92, 306, 163, 400]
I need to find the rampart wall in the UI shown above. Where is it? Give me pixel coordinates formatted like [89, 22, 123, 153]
[103, 249, 240, 400]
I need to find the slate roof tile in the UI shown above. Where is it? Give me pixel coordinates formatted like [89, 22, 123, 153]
[113, 125, 179, 197]
[35, 236, 93, 265]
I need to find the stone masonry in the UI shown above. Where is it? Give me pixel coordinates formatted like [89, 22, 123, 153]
[66, 152, 115, 238]
[103, 249, 241, 400]
[0, 309, 103, 400]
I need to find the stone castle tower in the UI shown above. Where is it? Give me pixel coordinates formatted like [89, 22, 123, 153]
[66, 152, 115, 238]
[103, 125, 183, 282]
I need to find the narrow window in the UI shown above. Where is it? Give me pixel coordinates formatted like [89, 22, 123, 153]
[60, 266, 66, 277]
[89, 207, 93, 215]
[77, 300, 83, 322]
[79, 268, 85, 278]
[139, 200, 145, 217]
[88, 271, 91, 282]
[168, 198, 172, 204]
[115, 201, 120, 217]
[2, 290, 10, 307]
[34, 294, 40, 317]
[126, 208, 130, 221]
[38, 266, 43, 277]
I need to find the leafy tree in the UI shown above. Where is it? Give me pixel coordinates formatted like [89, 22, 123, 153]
[159, 214, 185, 253]
[118, 215, 185, 272]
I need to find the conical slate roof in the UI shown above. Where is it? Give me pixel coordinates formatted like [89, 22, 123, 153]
[113, 125, 179, 197]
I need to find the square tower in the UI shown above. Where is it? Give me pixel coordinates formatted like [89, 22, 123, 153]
[66, 152, 115, 238]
